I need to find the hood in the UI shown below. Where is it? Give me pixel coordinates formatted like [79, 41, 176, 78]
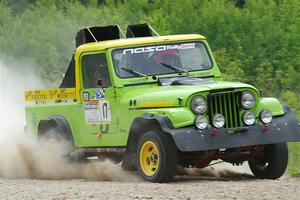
[120, 77, 259, 108]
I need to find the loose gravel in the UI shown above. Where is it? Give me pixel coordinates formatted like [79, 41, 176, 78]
[1, 175, 299, 200]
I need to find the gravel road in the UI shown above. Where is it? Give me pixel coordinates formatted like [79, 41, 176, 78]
[1, 141, 299, 200]
[1, 173, 299, 200]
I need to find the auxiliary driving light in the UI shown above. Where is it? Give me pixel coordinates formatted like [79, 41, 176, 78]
[243, 111, 256, 126]
[260, 109, 272, 124]
[195, 115, 208, 129]
[212, 114, 225, 128]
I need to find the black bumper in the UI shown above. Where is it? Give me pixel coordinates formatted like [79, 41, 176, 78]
[162, 105, 300, 152]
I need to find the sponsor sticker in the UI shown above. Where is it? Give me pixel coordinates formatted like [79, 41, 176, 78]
[84, 100, 111, 124]
[92, 88, 105, 99]
[140, 101, 173, 108]
[122, 43, 196, 55]
[85, 109, 102, 124]
[83, 92, 90, 101]
[99, 100, 111, 123]
[25, 88, 76, 102]
[84, 100, 99, 109]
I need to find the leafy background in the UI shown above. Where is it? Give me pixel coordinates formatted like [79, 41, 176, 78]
[0, 0, 299, 175]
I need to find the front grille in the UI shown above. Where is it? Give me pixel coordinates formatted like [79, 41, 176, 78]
[208, 91, 241, 128]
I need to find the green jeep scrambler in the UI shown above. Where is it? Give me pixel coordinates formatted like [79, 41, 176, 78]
[25, 24, 300, 182]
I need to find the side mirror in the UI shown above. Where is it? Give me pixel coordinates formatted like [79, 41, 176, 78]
[97, 79, 103, 87]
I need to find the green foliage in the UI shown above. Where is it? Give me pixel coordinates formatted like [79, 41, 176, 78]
[0, 0, 299, 175]
[289, 142, 300, 176]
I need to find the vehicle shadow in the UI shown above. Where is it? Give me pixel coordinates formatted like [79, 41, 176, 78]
[174, 175, 255, 183]
[173, 166, 255, 182]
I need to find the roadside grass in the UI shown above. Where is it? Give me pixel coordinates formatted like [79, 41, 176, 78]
[287, 110, 300, 177]
[288, 142, 300, 176]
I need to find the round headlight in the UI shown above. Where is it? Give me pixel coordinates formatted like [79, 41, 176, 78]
[191, 96, 207, 114]
[241, 92, 256, 109]
[243, 111, 256, 126]
[212, 114, 225, 128]
[195, 115, 208, 129]
[260, 109, 272, 124]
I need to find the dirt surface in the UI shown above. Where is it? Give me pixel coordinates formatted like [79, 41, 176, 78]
[1, 174, 299, 200]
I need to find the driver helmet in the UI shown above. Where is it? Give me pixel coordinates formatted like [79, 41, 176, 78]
[155, 50, 181, 66]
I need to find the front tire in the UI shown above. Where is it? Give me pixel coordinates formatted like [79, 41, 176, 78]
[248, 143, 288, 179]
[137, 131, 178, 183]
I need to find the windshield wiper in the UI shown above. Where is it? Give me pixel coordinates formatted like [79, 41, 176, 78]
[121, 67, 147, 77]
[160, 63, 189, 74]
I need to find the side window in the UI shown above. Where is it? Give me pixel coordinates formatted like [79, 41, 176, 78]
[82, 53, 111, 88]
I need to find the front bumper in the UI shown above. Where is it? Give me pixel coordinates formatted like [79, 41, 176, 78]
[165, 105, 300, 152]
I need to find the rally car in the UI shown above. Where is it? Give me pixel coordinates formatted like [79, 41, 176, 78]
[25, 24, 300, 182]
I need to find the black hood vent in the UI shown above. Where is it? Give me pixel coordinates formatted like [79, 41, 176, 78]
[158, 76, 214, 86]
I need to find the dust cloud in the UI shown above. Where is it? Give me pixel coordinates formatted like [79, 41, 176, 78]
[0, 59, 137, 181]
[1, 137, 136, 181]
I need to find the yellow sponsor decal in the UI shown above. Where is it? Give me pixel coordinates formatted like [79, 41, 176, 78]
[25, 88, 76, 102]
[140, 101, 173, 108]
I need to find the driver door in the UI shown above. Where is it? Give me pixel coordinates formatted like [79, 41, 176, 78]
[80, 52, 119, 146]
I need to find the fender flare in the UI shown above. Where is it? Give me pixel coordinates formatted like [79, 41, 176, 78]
[122, 114, 174, 169]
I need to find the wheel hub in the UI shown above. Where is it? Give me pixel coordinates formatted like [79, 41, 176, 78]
[139, 141, 160, 177]
[149, 153, 157, 163]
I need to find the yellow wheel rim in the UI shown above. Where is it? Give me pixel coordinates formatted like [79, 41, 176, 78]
[139, 141, 160, 177]
[47, 138, 59, 148]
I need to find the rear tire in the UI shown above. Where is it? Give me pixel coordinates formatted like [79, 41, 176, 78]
[38, 122, 85, 162]
[248, 143, 288, 179]
[136, 131, 178, 183]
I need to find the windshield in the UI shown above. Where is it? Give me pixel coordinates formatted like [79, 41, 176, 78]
[112, 41, 212, 78]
